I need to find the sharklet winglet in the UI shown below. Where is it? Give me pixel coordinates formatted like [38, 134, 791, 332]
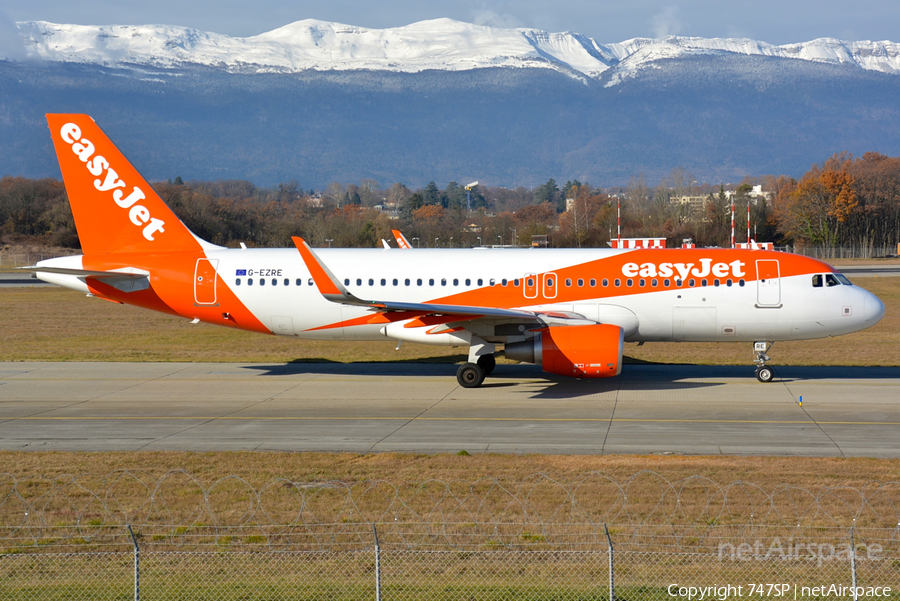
[291, 237, 374, 307]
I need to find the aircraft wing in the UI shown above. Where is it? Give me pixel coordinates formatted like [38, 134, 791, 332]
[291, 237, 591, 325]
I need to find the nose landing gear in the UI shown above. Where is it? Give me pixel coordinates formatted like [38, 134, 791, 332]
[753, 341, 774, 382]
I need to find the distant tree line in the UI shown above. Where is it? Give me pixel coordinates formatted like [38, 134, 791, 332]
[2, 152, 899, 252]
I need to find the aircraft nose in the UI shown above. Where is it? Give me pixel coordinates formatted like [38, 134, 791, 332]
[863, 291, 885, 325]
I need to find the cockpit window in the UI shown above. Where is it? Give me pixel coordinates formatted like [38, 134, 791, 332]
[835, 273, 852, 286]
[812, 274, 823, 288]
[825, 274, 840, 287]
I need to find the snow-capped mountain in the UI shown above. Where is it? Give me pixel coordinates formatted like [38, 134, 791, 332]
[10, 19, 900, 83]
[3, 18, 900, 188]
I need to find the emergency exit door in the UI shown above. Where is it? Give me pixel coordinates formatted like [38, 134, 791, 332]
[756, 259, 781, 307]
[194, 258, 219, 305]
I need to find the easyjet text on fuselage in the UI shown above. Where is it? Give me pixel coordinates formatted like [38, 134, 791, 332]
[621, 258, 746, 280]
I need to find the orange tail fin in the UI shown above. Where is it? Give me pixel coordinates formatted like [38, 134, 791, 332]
[46, 114, 203, 255]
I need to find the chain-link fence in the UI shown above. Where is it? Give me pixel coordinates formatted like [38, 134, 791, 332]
[777, 245, 899, 259]
[1, 526, 897, 600]
[1, 472, 899, 598]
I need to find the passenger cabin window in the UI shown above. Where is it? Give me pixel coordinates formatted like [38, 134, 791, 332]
[602, 279, 608, 287]
[417, 278, 423, 286]
[357, 278, 362, 286]
[296, 278, 302, 286]
[429, 278, 435, 286]
[478, 278, 484, 286]
[651, 279, 658, 287]
[526, 277, 534, 287]
[405, 278, 410, 286]
[248, 278, 253, 286]
[284, 278, 289, 286]
[260, 278, 265, 286]
[626, 279, 633, 287]
[513, 279, 520, 286]
[501, 279, 507, 286]
[369, 278, 374, 286]
[344, 278, 350, 285]
[308, 278, 313, 286]
[454, 278, 460, 286]
[614, 279, 620, 287]
[465, 278, 471, 286]
[235, 278, 241, 286]
[577, 279, 584, 287]
[272, 278, 277, 286]
[663, 279, 670, 287]
[590, 279, 596, 287]
[380, 278, 386, 286]
[565, 278, 572, 287]
[441, 278, 447, 286]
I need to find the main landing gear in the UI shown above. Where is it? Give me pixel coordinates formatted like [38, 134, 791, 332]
[753, 341, 774, 382]
[456, 354, 496, 388]
[457, 340, 496, 388]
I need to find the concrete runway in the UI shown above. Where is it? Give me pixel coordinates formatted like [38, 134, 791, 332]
[1, 362, 898, 457]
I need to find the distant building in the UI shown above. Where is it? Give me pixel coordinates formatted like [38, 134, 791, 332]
[724, 185, 772, 204]
[670, 195, 708, 219]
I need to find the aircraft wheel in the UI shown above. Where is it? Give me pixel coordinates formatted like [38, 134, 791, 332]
[477, 354, 496, 375]
[457, 363, 485, 388]
[755, 366, 774, 383]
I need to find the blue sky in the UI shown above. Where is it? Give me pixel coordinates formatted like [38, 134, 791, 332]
[0, 0, 897, 44]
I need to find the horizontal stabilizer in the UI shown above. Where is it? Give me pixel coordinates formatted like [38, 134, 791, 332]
[18, 265, 149, 279]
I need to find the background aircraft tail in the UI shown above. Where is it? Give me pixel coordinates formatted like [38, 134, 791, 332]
[46, 114, 203, 255]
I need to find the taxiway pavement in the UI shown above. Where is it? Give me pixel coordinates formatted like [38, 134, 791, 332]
[1, 362, 898, 457]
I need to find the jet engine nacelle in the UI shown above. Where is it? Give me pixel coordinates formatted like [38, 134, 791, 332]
[505, 324, 624, 378]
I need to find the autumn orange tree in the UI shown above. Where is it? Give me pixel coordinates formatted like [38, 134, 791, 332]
[774, 152, 900, 249]
[774, 153, 859, 246]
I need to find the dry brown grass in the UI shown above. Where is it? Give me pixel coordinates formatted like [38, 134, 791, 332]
[1, 278, 896, 365]
[3, 451, 898, 489]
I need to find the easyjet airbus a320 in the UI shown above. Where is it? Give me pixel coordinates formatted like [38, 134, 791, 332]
[26, 114, 885, 387]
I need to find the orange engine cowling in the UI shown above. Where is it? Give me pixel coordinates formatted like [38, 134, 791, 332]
[505, 324, 624, 378]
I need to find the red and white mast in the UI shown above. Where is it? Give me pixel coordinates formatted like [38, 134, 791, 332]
[747, 200, 751, 244]
[730, 196, 735, 249]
